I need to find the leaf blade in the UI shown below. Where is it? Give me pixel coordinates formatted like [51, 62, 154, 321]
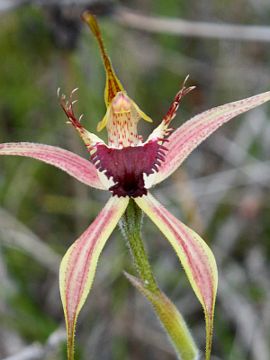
[125, 272, 199, 360]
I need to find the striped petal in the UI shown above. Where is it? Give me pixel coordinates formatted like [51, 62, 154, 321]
[135, 193, 218, 360]
[0, 142, 105, 189]
[154, 91, 270, 184]
[59, 196, 129, 360]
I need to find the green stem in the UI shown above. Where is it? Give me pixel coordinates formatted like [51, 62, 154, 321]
[120, 199, 158, 294]
[119, 199, 199, 360]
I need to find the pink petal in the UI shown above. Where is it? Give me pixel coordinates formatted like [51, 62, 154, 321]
[155, 91, 270, 184]
[135, 193, 218, 360]
[59, 196, 129, 359]
[0, 142, 105, 189]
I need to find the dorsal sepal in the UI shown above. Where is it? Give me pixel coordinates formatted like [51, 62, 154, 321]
[82, 11, 125, 107]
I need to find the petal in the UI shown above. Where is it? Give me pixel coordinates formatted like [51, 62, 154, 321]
[59, 196, 129, 359]
[0, 142, 105, 189]
[147, 77, 195, 144]
[132, 99, 153, 123]
[135, 193, 218, 360]
[82, 12, 124, 108]
[59, 89, 105, 151]
[154, 91, 270, 184]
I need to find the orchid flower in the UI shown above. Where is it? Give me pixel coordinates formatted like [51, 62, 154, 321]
[1, 12, 270, 360]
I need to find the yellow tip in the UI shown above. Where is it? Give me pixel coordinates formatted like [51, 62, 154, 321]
[82, 11, 100, 39]
[132, 100, 153, 123]
[97, 115, 107, 132]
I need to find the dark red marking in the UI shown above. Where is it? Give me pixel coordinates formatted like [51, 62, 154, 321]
[163, 84, 195, 125]
[60, 98, 83, 131]
[91, 141, 167, 197]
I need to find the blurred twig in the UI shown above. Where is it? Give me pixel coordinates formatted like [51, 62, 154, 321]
[3, 1, 270, 43]
[0, 0, 111, 12]
[165, 160, 270, 201]
[0, 208, 61, 273]
[220, 269, 269, 360]
[0, 0, 26, 12]
[114, 7, 270, 43]
[2, 327, 65, 360]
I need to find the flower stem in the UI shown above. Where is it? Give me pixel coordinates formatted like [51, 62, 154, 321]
[119, 199, 199, 360]
[120, 199, 158, 294]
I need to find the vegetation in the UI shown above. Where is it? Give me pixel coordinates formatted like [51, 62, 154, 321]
[1, 1, 270, 359]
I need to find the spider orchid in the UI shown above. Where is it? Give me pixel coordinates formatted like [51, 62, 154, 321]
[1, 12, 270, 360]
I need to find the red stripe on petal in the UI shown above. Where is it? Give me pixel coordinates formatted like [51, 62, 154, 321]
[135, 193, 217, 360]
[59, 196, 129, 359]
[167, 214, 214, 312]
[0, 142, 105, 189]
[64, 207, 114, 322]
[155, 91, 270, 184]
[142, 196, 215, 313]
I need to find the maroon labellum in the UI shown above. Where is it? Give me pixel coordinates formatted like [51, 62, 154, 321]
[91, 141, 167, 197]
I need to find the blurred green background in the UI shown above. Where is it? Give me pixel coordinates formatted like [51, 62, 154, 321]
[1, 1, 270, 359]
